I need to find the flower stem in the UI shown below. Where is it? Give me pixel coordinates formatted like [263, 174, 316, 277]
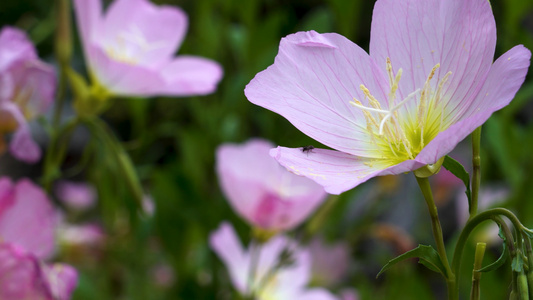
[414, 175, 455, 299]
[470, 242, 486, 300]
[470, 126, 482, 218]
[451, 209, 522, 298]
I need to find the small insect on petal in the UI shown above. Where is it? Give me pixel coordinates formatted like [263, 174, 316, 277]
[301, 145, 314, 155]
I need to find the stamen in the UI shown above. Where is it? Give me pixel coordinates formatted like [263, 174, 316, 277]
[360, 85, 382, 110]
[349, 100, 388, 114]
[378, 89, 420, 135]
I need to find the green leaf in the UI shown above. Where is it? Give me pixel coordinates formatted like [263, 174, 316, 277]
[477, 243, 508, 273]
[443, 156, 472, 209]
[512, 252, 525, 273]
[377, 245, 448, 278]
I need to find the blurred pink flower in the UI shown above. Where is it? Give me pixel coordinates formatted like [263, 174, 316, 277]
[0, 177, 56, 259]
[55, 180, 97, 211]
[0, 27, 56, 163]
[0, 244, 77, 300]
[73, 0, 223, 97]
[216, 139, 328, 231]
[245, 0, 531, 194]
[0, 178, 78, 299]
[309, 237, 350, 287]
[58, 223, 105, 247]
[209, 222, 337, 300]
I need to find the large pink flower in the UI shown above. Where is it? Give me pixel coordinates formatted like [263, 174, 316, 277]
[0, 178, 78, 299]
[0, 26, 56, 163]
[209, 222, 338, 300]
[245, 0, 531, 195]
[216, 139, 327, 231]
[73, 0, 223, 97]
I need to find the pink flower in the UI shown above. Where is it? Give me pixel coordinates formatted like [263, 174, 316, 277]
[245, 0, 531, 195]
[73, 0, 223, 97]
[0, 27, 56, 163]
[0, 244, 78, 300]
[216, 139, 328, 231]
[0, 178, 78, 299]
[0, 178, 56, 259]
[209, 222, 338, 300]
[55, 180, 97, 211]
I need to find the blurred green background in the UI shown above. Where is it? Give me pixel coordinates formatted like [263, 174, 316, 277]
[1, 0, 533, 299]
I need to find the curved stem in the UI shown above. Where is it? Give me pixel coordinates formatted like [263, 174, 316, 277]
[415, 175, 455, 298]
[470, 126, 482, 218]
[452, 208, 522, 297]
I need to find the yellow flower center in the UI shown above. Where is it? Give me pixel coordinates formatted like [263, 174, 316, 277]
[351, 58, 453, 167]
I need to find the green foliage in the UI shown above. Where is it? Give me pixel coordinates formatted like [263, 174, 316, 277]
[377, 245, 448, 279]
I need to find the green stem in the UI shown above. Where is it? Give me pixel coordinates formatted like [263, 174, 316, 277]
[42, 117, 81, 191]
[82, 116, 144, 212]
[470, 242, 486, 300]
[470, 127, 482, 218]
[53, 0, 72, 128]
[452, 208, 522, 298]
[415, 175, 455, 299]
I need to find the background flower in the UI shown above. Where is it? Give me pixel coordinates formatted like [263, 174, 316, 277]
[73, 0, 223, 97]
[0, 26, 55, 163]
[216, 139, 328, 231]
[0, 178, 78, 299]
[209, 222, 338, 299]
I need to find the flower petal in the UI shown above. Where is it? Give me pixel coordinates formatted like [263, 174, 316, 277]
[0, 243, 50, 300]
[216, 139, 326, 231]
[10, 126, 41, 163]
[270, 146, 424, 195]
[298, 289, 340, 300]
[72, 0, 102, 51]
[0, 27, 37, 72]
[209, 222, 248, 293]
[0, 179, 56, 259]
[42, 263, 78, 300]
[10, 60, 56, 118]
[245, 31, 390, 157]
[370, 0, 497, 118]
[160, 56, 223, 96]
[87, 45, 166, 96]
[416, 45, 531, 164]
[102, 0, 188, 66]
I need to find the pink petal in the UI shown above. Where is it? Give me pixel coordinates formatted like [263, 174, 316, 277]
[299, 289, 340, 300]
[101, 0, 188, 66]
[0, 178, 56, 259]
[416, 46, 531, 164]
[161, 56, 223, 96]
[42, 263, 78, 300]
[0, 243, 51, 300]
[270, 146, 424, 195]
[55, 180, 97, 211]
[454, 45, 531, 121]
[72, 0, 102, 51]
[10, 59, 56, 118]
[209, 222, 248, 293]
[10, 126, 41, 163]
[0, 27, 37, 72]
[369, 0, 496, 118]
[86, 45, 166, 96]
[244, 31, 390, 157]
[216, 139, 327, 231]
